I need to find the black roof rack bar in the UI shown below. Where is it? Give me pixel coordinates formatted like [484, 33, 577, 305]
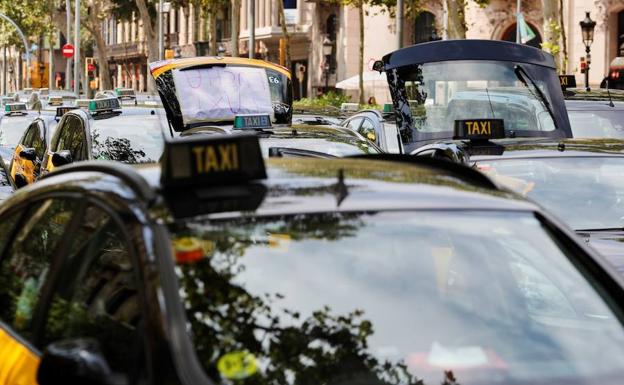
[347, 154, 498, 190]
[40, 161, 156, 203]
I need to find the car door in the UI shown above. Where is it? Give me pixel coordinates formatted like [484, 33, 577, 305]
[0, 197, 82, 385]
[10, 121, 46, 187]
[43, 114, 88, 174]
[0, 198, 149, 385]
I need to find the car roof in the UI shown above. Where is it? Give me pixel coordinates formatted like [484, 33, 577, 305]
[382, 40, 556, 70]
[564, 88, 624, 103]
[470, 138, 624, 160]
[29, 157, 535, 220]
[566, 99, 624, 110]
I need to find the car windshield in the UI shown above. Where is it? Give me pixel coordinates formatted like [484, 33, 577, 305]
[170, 210, 624, 385]
[479, 157, 624, 229]
[170, 65, 292, 126]
[388, 60, 561, 151]
[90, 114, 164, 163]
[568, 110, 624, 138]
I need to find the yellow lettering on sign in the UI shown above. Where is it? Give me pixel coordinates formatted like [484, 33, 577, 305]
[205, 147, 219, 172]
[192, 144, 240, 174]
[560, 77, 568, 86]
[192, 146, 204, 173]
[466, 121, 491, 135]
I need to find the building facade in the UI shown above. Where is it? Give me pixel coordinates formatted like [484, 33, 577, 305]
[92, 0, 623, 100]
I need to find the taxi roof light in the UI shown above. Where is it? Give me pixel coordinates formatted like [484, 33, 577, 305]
[161, 133, 266, 189]
[4, 102, 27, 115]
[233, 114, 272, 130]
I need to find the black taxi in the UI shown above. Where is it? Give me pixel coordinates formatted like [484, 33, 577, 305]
[9, 97, 166, 187]
[2, 134, 624, 385]
[560, 79, 624, 139]
[150, 57, 380, 157]
[351, 40, 572, 155]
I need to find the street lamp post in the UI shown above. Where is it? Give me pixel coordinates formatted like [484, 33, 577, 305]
[580, 12, 596, 91]
[322, 37, 332, 92]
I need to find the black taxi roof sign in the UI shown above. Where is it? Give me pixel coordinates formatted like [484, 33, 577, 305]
[4, 103, 27, 115]
[161, 133, 266, 189]
[454, 119, 505, 140]
[559, 75, 577, 90]
[233, 114, 272, 130]
[55, 106, 79, 120]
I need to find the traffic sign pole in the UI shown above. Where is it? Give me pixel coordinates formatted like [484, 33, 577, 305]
[74, 0, 80, 97]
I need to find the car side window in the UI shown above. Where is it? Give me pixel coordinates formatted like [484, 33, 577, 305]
[40, 204, 144, 381]
[0, 198, 78, 341]
[21, 123, 45, 160]
[359, 118, 378, 144]
[346, 117, 363, 130]
[55, 115, 87, 161]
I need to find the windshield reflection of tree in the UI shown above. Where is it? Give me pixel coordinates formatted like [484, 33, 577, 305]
[175, 213, 455, 385]
[91, 130, 154, 163]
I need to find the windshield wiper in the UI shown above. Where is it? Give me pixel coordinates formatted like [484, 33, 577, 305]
[268, 147, 337, 159]
[513, 65, 559, 131]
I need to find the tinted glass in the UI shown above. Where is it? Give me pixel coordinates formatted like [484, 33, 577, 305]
[41, 205, 143, 379]
[568, 110, 624, 138]
[22, 123, 45, 159]
[479, 157, 624, 230]
[346, 117, 363, 130]
[171, 211, 624, 385]
[0, 199, 77, 339]
[55, 115, 86, 161]
[389, 60, 560, 150]
[90, 115, 164, 163]
[359, 118, 378, 144]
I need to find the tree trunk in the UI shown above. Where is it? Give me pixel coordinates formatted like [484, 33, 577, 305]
[445, 0, 466, 39]
[208, 11, 217, 55]
[277, 0, 291, 68]
[136, 0, 158, 91]
[86, 3, 112, 89]
[558, 0, 567, 71]
[358, 2, 364, 105]
[231, 0, 241, 56]
[542, 0, 560, 70]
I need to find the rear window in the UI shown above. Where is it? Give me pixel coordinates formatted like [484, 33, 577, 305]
[169, 210, 624, 385]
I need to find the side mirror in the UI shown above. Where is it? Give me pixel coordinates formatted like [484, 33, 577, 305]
[18, 147, 36, 162]
[51, 150, 73, 167]
[37, 339, 127, 385]
[372, 60, 385, 73]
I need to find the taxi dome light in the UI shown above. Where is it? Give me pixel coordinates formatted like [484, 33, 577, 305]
[5, 102, 27, 115]
[454, 119, 505, 140]
[233, 114, 272, 130]
[161, 133, 267, 218]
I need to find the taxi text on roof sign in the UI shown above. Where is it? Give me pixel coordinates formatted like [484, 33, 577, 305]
[4, 103, 27, 115]
[559, 75, 576, 90]
[454, 119, 505, 140]
[234, 114, 272, 130]
[161, 133, 266, 189]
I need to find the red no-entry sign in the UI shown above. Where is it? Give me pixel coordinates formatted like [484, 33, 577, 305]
[62, 44, 74, 58]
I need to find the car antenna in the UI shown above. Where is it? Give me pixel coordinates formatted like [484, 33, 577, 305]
[606, 79, 615, 107]
[485, 88, 496, 118]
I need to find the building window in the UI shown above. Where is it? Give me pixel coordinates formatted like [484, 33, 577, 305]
[284, 0, 296, 9]
[413, 11, 436, 44]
